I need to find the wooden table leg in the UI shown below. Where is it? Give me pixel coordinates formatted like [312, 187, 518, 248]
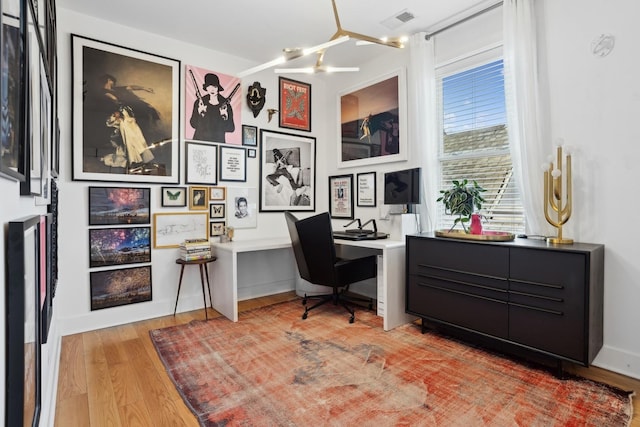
[199, 264, 208, 320]
[174, 264, 186, 316]
[204, 264, 213, 310]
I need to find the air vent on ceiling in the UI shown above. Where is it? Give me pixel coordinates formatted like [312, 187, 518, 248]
[381, 9, 415, 30]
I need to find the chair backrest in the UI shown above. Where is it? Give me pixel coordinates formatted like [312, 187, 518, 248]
[285, 211, 338, 286]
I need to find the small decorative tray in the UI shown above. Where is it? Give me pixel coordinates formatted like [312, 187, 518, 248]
[435, 229, 516, 242]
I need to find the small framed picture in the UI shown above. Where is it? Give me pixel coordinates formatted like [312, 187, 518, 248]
[248, 149, 256, 158]
[185, 141, 217, 185]
[189, 186, 208, 210]
[329, 174, 354, 219]
[161, 186, 187, 207]
[210, 186, 226, 201]
[219, 146, 247, 182]
[356, 172, 376, 207]
[242, 125, 258, 146]
[209, 203, 225, 219]
[210, 221, 226, 237]
[279, 77, 311, 132]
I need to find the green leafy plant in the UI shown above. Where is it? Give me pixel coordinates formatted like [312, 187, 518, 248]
[437, 179, 486, 232]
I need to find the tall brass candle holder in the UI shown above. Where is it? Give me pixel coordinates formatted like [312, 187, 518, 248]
[543, 145, 573, 244]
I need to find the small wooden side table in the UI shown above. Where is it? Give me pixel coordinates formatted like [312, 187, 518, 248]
[174, 257, 217, 319]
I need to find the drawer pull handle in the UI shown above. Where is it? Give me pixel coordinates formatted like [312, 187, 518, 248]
[416, 281, 507, 305]
[509, 302, 563, 316]
[509, 290, 564, 302]
[510, 278, 564, 290]
[416, 273, 507, 294]
[417, 263, 505, 281]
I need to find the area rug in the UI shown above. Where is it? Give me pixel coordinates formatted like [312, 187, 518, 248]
[150, 299, 634, 426]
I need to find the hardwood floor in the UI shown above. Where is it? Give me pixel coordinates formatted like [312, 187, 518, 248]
[55, 291, 639, 426]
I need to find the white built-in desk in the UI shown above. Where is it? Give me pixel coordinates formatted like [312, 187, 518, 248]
[210, 237, 416, 331]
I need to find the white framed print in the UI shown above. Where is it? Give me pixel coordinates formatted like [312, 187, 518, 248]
[357, 172, 376, 207]
[185, 141, 217, 184]
[219, 146, 246, 182]
[226, 187, 258, 229]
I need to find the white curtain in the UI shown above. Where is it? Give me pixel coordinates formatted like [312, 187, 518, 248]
[408, 33, 439, 232]
[503, 0, 551, 235]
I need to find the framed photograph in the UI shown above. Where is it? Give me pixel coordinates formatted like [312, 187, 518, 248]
[0, 8, 27, 182]
[189, 186, 208, 210]
[161, 186, 187, 207]
[40, 214, 54, 344]
[338, 69, 407, 168]
[71, 34, 181, 183]
[185, 64, 241, 145]
[259, 129, 315, 212]
[185, 141, 217, 184]
[88, 187, 151, 225]
[357, 172, 377, 207]
[210, 186, 226, 200]
[89, 227, 151, 268]
[227, 187, 258, 229]
[6, 215, 41, 427]
[209, 221, 226, 237]
[153, 212, 208, 248]
[219, 145, 246, 182]
[329, 174, 354, 219]
[90, 265, 152, 310]
[242, 124, 258, 146]
[34, 55, 53, 205]
[248, 149, 256, 158]
[279, 77, 311, 132]
[209, 203, 225, 219]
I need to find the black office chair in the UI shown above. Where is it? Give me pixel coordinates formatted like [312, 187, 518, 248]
[285, 211, 376, 323]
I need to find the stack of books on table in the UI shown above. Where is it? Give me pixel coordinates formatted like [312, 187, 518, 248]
[180, 238, 211, 261]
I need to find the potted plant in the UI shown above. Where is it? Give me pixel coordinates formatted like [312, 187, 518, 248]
[437, 179, 486, 233]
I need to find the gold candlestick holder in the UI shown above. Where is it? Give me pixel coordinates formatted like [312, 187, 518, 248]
[543, 145, 573, 244]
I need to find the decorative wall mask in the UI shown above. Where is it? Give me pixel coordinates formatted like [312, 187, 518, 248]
[247, 81, 266, 118]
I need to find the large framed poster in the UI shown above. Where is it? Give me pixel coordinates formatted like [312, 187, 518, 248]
[279, 77, 311, 132]
[71, 34, 181, 183]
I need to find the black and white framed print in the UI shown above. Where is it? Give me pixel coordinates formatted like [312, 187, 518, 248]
[329, 174, 354, 219]
[357, 171, 376, 207]
[219, 145, 246, 182]
[259, 129, 315, 212]
[71, 34, 180, 183]
[185, 141, 217, 184]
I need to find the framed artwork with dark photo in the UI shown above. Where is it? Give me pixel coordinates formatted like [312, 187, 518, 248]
[89, 227, 151, 268]
[210, 221, 226, 237]
[161, 186, 187, 207]
[279, 77, 311, 132]
[90, 265, 152, 310]
[242, 124, 258, 146]
[357, 172, 376, 207]
[209, 203, 225, 219]
[189, 186, 208, 210]
[259, 129, 315, 212]
[185, 141, 217, 185]
[71, 34, 180, 183]
[329, 174, 354, 219]
[88, 187, 151, 225]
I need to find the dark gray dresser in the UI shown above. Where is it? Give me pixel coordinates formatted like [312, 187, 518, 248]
[406, 233, 604, 367]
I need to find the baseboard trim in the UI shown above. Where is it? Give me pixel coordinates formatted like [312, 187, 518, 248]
[592, 344, 640, 380]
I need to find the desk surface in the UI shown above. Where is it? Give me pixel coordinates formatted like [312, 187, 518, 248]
[211, 236, 404, 254]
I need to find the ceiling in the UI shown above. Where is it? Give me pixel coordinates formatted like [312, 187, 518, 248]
[57, 0, 498, 72]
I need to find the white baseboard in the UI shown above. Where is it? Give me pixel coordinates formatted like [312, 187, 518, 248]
[592, 344, 640, 380]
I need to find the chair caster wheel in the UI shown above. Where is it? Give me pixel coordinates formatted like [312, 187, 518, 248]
[349, 316, 355, 324]
[302, 312, 308, 320]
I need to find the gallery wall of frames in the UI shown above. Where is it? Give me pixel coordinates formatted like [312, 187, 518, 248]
[2, 0, 59, 425]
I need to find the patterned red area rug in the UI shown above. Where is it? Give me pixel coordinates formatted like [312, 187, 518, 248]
[150, 300, 633, 426]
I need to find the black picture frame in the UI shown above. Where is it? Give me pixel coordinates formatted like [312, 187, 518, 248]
[259, 129, 315, 212]
[242, 124, 257, 146]
[0, 0, 27, 182]
[185, 141, 217, 185]
[329, 174, 354, 219]
[357, 171, 377, 207]
[71, 34, 181, 183]
[89, 226, 152, 268]
[41, 213, 54, 344]
[209, 203, 225, 219]
[90, 265, 153, 310]
[88, 186, 151, 225]
[160, 186, 187, 207]
[219, 145, 246, 182]
[6, 214, 42, 427]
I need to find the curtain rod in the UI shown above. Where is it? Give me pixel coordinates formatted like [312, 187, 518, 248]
[424, 1, 503, 40]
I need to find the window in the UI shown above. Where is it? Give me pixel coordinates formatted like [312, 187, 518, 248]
[436, 53, 525, 233]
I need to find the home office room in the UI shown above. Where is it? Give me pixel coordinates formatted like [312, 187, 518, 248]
[1, 0, 639, 425]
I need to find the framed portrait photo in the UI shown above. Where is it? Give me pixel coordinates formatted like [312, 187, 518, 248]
[189, 186, 208, 210]
[259, 129, 315, 212]
[357, 172, 377, 207]
[161, 186, 187, 207]
[185, 141, 217, 184]
[226, 187, 258, 229]
[219, 145, 246, 182]
[338, 69, 407, 168]
[279, 77, 311, 132]
[71, 34, 181, 183]
[242, 124, 258, 146]
[329, 174, 354, 219]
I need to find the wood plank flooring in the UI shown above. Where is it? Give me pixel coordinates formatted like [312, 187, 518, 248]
[55, 292, 639, 426]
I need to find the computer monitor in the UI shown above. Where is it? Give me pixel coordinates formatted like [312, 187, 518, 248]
[383, 167, 421, 208]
